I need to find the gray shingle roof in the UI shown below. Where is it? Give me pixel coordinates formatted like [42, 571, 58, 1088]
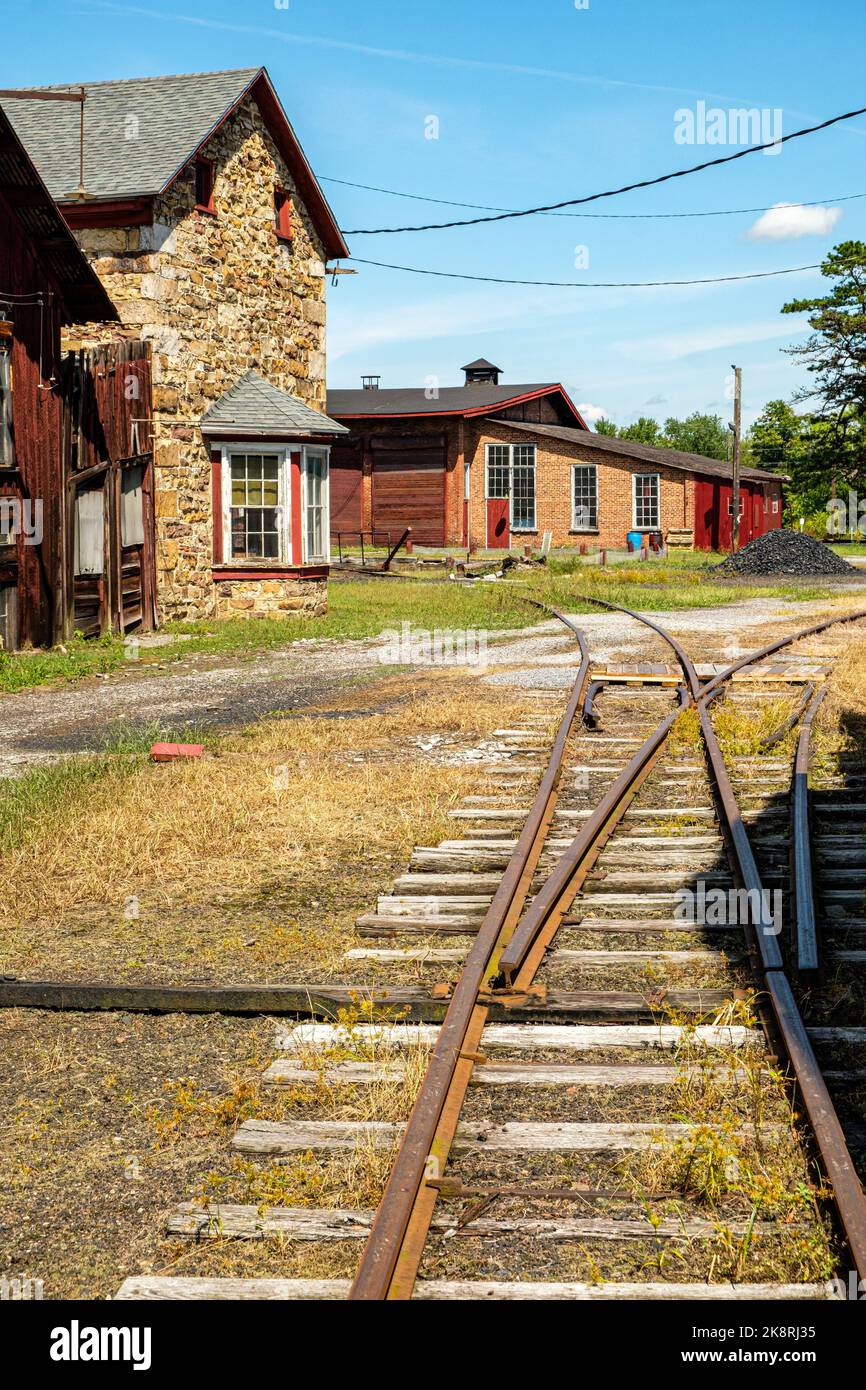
[328, 383, 573, 417]
[0, 106, 117, 324]
[201, 371, 349, 438]
[5, 69, 262, 201]
[490, 418, 788, 485]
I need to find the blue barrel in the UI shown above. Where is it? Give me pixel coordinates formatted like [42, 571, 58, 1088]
[627, 530, 642, 552]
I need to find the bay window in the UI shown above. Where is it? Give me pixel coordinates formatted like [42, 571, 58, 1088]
[303, 449, 329, 562]
[229, 452, 283, 559]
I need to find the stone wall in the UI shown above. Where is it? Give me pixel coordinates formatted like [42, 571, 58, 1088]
[66, 93, 329, 620]
[213, 574, 327, 620]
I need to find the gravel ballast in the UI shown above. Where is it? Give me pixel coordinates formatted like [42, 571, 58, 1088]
[716, 529, 856, 577]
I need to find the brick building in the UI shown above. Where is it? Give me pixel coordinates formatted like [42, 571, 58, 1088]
[8, 67, 349, 620]
[329, 360, 785, 552]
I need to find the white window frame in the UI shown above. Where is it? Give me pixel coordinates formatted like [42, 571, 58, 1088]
[571, 464, 598, 531]
[220, 445, 291, 564]
[632, 472, 660, 530]
[302, 445, 331, 564]
[484, 443, 536, 531]
[772, 495, 779, 514]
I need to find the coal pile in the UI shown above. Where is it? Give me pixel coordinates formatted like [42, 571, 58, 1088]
[716, 528, 857, 577]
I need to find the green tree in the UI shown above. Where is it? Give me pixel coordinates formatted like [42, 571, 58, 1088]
[782, 241, 866, 419]
[747, 400, 805, 473]
[661, 412, 729, 460]
[593, 417, 619, 435]
[619, 416, 663, 445]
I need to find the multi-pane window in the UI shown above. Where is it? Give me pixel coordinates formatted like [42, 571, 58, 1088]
[230, 454, 281, 559]
[486, 444, 510, 499]
[572, 464, 598, 530]
[633, 473, 660, 529]
[304, 451, 328, 562]
[486, 444, 536, 529]
[511, 445, 536, 530]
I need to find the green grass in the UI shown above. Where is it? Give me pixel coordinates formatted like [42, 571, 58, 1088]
[0, 558, 850, 696]
[0, 633, 128, 694]
[829, 542, 866, 557]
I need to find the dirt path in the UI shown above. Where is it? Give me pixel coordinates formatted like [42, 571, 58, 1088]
[0, 593, 860, 777]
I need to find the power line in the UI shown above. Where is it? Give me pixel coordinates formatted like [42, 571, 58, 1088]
[341, 103, 866, 234]
[346, 256, 821, 289]
[322, 176, 866, 221]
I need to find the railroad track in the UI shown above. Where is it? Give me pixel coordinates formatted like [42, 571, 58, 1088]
[116, 602, 866, 1303]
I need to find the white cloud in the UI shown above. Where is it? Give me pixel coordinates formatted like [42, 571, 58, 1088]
[577, 402, 610, 424]
[745, 202, 843, 242]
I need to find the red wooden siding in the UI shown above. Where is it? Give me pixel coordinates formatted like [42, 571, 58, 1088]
[371, 436, 446, 545]
[329, 441, 364, 536]
[694, 476, 783, 551]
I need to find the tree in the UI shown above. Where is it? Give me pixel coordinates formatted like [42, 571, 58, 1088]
[748, 400, 805, 473]
[593, 417, 618, 435]
[619, 416, 663, 445]
[782, 241, 866, 420]
[661, 412, 729, 460]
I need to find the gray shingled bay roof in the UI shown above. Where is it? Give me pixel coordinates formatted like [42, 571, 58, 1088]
[201, 371, 349, 438]
[5, 69, 263, 201]
[490, 418, 788, 485]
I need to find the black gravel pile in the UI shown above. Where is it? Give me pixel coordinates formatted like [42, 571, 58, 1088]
[716, 528, 856, 577]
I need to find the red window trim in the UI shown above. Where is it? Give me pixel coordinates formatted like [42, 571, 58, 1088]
[194, 157, 216, 215]
[274, 186, 294, 243]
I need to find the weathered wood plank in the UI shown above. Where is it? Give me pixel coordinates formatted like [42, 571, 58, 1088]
[232, 1118, 779, 1156]
[277, 1022, 760, 1053]
[263, 1059, 726, 1088]
[115, 1276, 837, 1302]
[343, 948, 738, 966]
[166, 1202, 793, 1243]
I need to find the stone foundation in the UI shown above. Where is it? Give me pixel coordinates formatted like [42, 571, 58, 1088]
[213, 574, 327, 619]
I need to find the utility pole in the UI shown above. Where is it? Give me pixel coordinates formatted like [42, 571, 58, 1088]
[730, 364, 742, 551]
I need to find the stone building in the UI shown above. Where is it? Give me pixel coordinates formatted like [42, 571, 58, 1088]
[8, 68, 349, 619]
[329, 360, 784, 552]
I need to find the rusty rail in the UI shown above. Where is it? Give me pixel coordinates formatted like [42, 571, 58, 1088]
[579, 600, 866, 1285]
[791, 684, 830, 972]
[349, 599, 866, 1298]
[760, 682, 816, 750]
[348, 609, 592, 1299]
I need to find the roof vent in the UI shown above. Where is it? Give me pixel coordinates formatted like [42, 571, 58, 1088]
[361, 374, 380, 391]
[462, 358, 501, 385]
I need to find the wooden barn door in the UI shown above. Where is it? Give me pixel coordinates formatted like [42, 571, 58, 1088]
[371, 435, 446, 546]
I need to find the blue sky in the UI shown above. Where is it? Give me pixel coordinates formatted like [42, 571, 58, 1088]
[3, 0, 866, 428]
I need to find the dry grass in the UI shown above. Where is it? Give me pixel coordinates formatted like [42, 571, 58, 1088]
[0, 672, 553, 982]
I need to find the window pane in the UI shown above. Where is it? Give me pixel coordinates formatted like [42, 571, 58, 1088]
[229, 453, 284, 561]
[572, 465, 598, 530]
[486, 444, 510, 498]
[121, 465, 145, 547]
[633, 474, 660, 528]
[305, 452, 326, 560]
[511, 446, 536, 530]
[75, 486, 105, 575]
